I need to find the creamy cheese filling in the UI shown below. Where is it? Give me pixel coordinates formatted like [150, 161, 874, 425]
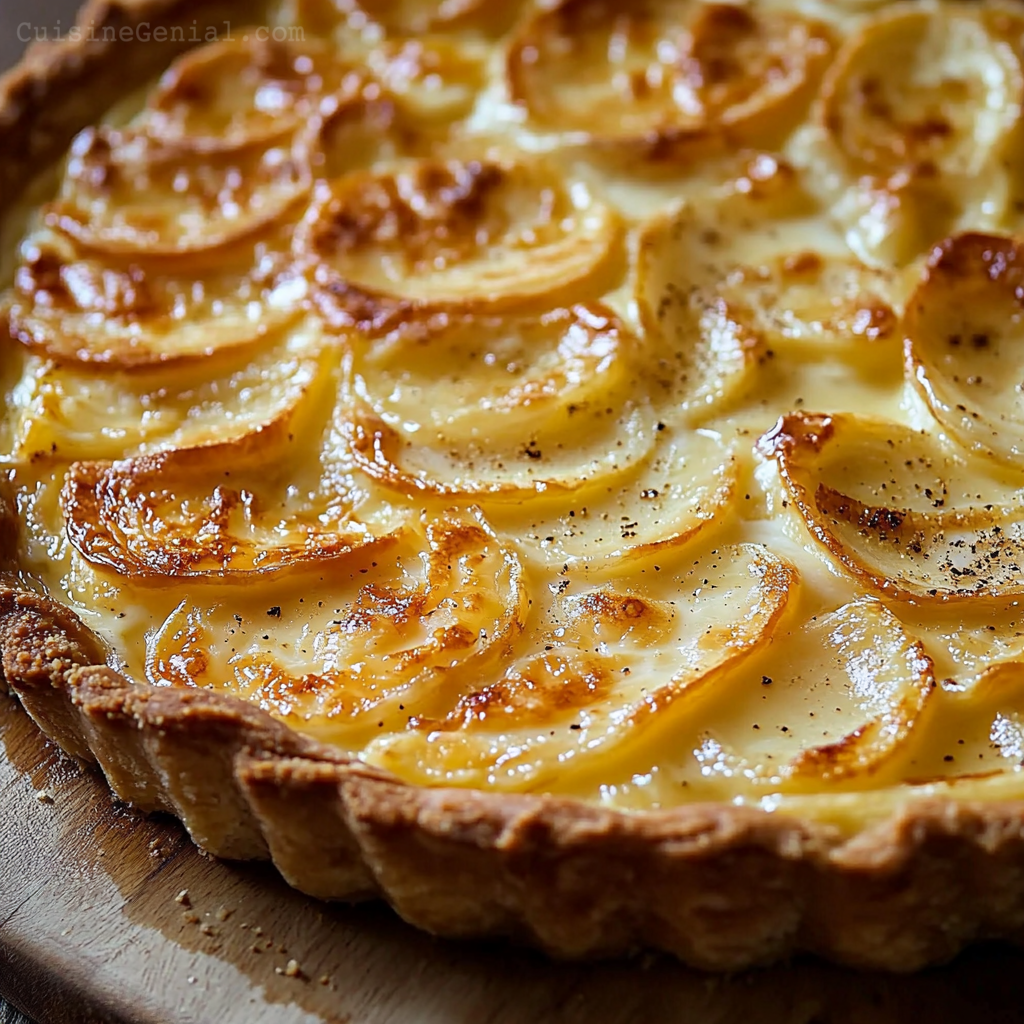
[4, 0, 1024, 827]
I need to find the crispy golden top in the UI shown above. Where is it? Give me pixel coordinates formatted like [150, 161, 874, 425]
[6, 0, 1024, 821]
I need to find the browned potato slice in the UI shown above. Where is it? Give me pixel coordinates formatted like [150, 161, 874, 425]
[760, 411, 1024, 604]
[62, 445, 406, 581]
[300, 157, 622, 321]
[282, 0, 522, 37]
[820, 4, 1024, 181]
[46, 126, 312, 257]
[906, 232, 1024, 468]
[145, 507, 528, 749]
[508, 0, 831, 155]
[361, 543, 797, 789]
[144, 36, 361, 151]
[5, 226, 301, 368]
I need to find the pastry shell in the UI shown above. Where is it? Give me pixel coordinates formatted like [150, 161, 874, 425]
[2, 0, 1024, 973]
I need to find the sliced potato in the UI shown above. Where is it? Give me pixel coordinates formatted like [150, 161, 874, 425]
[46, 126, 312, 257]
[903, 661, 1024, 781]
[143, 36, 361, 151]
[692, 598, 935, 791]
[346, 302, 631, 448]
[283, 0, 521, 37]
[62, 444, 406, 582]
[760, 411, 1024, 603]
[905, 232, 1024, 468]
[819, 4, 1024, 180]
[361, 37, 488, 123]
[7, 327, 332, 463]
[361, 542, 797, 789]
[508, 0, 831, 154]
[300, 157, 622, 320]
[6, 226, 302, 368]
[488, 424, 738, 569]
[145, 506, 528, 749]
[636, 174, 899, 421]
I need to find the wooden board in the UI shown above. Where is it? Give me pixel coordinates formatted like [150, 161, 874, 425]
[4, 693, 1024, 1024]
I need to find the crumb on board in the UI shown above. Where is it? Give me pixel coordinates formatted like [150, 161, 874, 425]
[182, 912, 200, 925]
[276, 959, 303, 979]
[175, 889, 191, 907]
[35, 789, 53, 803]
[216, 906, 233, 922]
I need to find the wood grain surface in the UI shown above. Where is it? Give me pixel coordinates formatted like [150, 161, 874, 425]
[4, 690, 1024, 1024]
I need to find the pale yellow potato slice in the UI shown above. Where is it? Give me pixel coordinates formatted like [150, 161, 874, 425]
[346, 302, 630, 448]
[7, 327, 332, 462]
[488, 423, 738, 569]
[145, 506, 528, 749]
[906, 232, 1024, 469]
[361, 542, 797, 789]
[300, 156, 623, 321]
[340, 303, 655, 499]
[143, 36, 362, 151]
[508, 0, 832, 154]
[46, 126, 313, 257]
[691, 598, 935, 792]
[819, 4, 1024, 181]
[760, 411, 1024, 603]
[636, 171, 898, 421]
[361, 37, 488, 123]
[5, 226, 302, 368]
[902, 661, 1024, 781]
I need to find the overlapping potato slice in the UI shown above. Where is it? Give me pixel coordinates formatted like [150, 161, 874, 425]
[143, 36, 361, 150]
[819, 5, 1024, 181]
[905, 232, 1024, 468]
[302, 157, 622, 324]
[636, 176, 898, 421]
[508, 0, 831, 153]
[61, 441, 405, 581]
[46, 126, 312, 256]
[340, 303, 656, 498]
[690, 598, 935, 792]
[638, 184, 898, 372]
[145, 506, 527, 749]
[360, 543, 796, 789]
[361, 37, 487, 122]
[5, 225, 302, 368]
[489, 424, 738, 569]
[903, 661, 1024, 781]
[282, 0, 519, 36]
[8, 327, 331, 462]
[760, 411, 1024, 603]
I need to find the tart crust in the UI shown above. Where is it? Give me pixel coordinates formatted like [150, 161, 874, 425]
[2, 0, 1024, 973]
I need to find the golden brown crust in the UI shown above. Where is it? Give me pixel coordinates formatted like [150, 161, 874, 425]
[4, 0, 1024, 975]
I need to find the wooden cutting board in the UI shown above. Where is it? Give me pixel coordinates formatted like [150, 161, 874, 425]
[3, 693, 1024, 1024]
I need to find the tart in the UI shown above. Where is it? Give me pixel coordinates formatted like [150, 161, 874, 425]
[5, 0, 1024, 973]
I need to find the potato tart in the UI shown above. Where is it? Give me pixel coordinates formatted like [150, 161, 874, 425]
[5, 0, 1024, 972]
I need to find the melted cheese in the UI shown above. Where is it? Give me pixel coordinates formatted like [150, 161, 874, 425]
[5, 0, 1024, 829]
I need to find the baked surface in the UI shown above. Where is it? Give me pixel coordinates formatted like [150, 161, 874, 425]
[4, 0, 1024, 970]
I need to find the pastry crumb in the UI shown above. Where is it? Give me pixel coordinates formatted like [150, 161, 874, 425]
[35, 789, 53, 803]
[277, 959, 303, 979]
[174, 889, 191, 907]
